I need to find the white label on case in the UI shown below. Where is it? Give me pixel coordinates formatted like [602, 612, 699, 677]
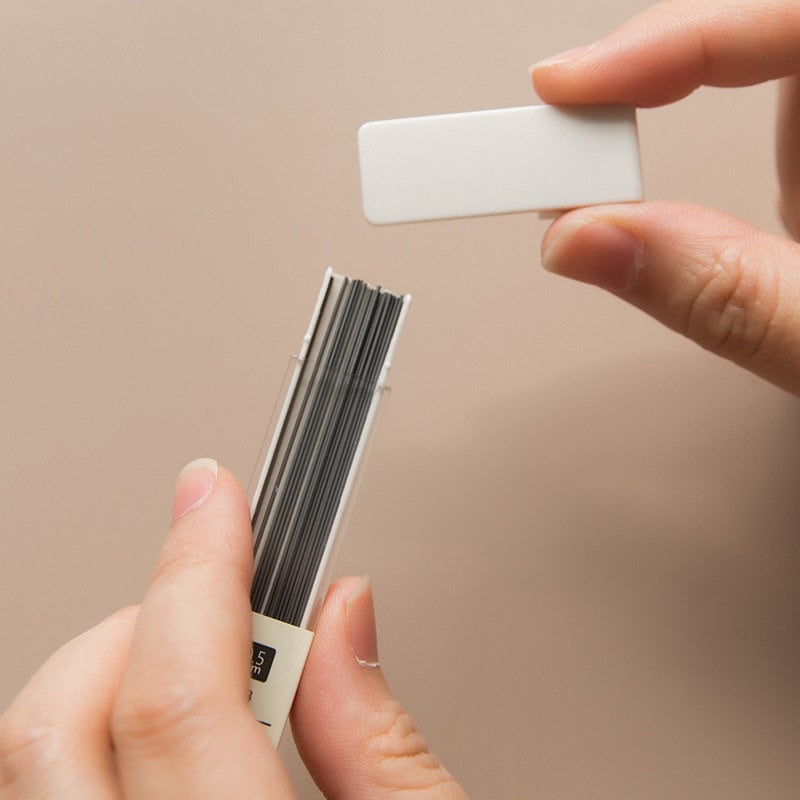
[249, 612, 314, 747]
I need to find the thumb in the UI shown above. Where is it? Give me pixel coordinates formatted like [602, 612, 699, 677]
[291, 576, 468, 800]
[541, 201, 800, 395]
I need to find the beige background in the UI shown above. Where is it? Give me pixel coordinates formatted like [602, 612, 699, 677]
[2, 1, 799, 798]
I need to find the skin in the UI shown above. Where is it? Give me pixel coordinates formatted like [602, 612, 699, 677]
[0, 460, 467, 800]
[2, 1, 799, 797]
[534, 0, 800, 395]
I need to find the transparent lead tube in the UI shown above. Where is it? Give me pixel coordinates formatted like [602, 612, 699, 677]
[246, 269, 410, 745]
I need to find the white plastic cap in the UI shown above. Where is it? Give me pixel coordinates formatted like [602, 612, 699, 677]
[358, 104, 643, 225]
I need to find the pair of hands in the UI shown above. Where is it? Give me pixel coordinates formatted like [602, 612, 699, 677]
[0, 461, 461, 799]
[3, 1, 800, 797]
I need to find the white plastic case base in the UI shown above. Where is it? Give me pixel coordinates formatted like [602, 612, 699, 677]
[358, 104, 643, 224]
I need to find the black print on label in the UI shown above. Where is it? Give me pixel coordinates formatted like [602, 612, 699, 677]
[251, 642, 276, 683]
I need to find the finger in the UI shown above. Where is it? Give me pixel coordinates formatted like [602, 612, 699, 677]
[292, 576, 469, 800]
[540, 201, 800, 395]
[531, 0, 800, 106]
[778, 74, 800, 240]
[0, 606, 138, 799]
[111, 459, 294, 800]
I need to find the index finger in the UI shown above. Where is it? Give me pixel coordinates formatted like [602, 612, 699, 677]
[532, 0, 800, 107]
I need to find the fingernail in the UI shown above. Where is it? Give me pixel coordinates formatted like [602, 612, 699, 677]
[542, 220, 645, 293]
[529, 43, 594, 73]
[172, 458, 219, 521]
[346, 575, 380, 668]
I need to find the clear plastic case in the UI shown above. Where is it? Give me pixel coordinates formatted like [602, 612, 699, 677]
[246, 268, 410, 744]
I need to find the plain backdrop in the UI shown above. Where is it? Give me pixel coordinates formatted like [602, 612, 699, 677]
[2, 2, 799, 798]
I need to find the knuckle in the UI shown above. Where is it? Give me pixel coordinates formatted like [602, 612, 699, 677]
[681, 240, 780, 363]
[0, 715, 66, 790]
[112, 678, 211, 751]
[361, 699, 465, 798]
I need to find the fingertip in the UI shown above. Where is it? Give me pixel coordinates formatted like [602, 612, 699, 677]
[345, 575, 380, 668]
[215, 466, 253, 527]
[530, 44, 596, 73]
[305, 575, 373, 675]
[167, 462, 252, 552]
[541, 207, 582, 253]
[529, 44, 597, 103]
[172, 458, 219, 521]
[541, 213, 645, 294]
[324, 574, 364, 606]
[291, 574, 386, 738]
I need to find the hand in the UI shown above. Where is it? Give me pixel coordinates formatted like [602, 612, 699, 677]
[531, 0, 800, 395]
[0, 459, 467, 799]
